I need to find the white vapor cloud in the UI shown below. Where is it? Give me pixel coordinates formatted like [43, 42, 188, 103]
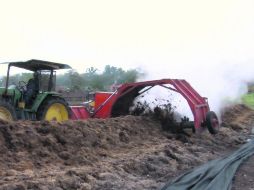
[0, 0, 254, 115]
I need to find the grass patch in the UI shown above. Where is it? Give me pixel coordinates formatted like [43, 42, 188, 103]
[242, 93, 254, 108]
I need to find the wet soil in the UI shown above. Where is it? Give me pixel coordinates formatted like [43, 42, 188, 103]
[0, 104, 253, 190]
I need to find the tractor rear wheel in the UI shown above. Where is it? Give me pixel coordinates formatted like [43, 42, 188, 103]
[0, 101, 17, 121]
[206, 111, 219, 134]
[37, 97, 71, 122]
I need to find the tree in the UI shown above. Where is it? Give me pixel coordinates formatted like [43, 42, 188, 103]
[67, 70, 85, 91]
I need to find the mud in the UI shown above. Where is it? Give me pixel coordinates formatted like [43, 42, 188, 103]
[0, 104, 253, 190]
[232, 155, 254, 190]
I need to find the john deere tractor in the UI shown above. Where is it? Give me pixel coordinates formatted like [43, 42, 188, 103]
[0, 59, 72, 122]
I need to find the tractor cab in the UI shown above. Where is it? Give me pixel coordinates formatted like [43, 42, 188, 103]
[0, 59, 72, 121]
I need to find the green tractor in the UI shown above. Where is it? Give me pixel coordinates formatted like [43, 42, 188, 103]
[0, 59, 72, 122]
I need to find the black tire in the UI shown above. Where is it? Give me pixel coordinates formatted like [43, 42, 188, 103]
[37, 97, 71, 122]
[0, 101, 17, 121]
[206, 111, 219, 134]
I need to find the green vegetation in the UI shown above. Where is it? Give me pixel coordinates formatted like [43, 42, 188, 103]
[57, 65, 143, 91]
[242, 93, 254, 108]
[0, 73, 33, 87]
[0, 65, 144, 92]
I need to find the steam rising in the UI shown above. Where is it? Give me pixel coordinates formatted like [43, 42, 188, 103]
[139, 54, 254, 114]
[0, 0, 254, 115]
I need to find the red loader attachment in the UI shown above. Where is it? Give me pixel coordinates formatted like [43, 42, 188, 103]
[70, 79, 219, 134]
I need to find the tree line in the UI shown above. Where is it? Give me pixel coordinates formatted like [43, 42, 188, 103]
[57, 65, 142, 91]
[0, 65, 143, 92]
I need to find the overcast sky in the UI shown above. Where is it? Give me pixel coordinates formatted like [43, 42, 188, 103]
[1, 0, 254, 111]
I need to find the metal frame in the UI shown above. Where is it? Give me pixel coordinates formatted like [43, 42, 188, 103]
[71, 79, 211, 133]
[91, 79, 210, 132]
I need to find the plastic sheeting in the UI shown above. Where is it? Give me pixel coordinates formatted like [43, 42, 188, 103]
[161, 140, 254, 190]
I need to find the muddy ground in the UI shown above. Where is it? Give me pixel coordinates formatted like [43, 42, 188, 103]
[0, 104, 253, 190]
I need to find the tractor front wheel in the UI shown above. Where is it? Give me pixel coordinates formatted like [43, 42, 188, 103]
[0, 101, 17, 121]
[37, 97, 71, 122]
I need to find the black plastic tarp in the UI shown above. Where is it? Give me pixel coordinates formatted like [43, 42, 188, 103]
[161, 139, 254, 190]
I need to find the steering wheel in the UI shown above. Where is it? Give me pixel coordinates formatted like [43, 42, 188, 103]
[18, 80, 27, 92]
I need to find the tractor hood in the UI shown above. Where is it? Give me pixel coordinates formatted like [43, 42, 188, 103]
[0, 87, 22, 103]
[2, 59, 72, 71]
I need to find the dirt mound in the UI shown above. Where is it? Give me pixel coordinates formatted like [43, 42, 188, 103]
[0, 116, 158, 169]
[221, 104, 254, 132]
[0, 104, 253, 190]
